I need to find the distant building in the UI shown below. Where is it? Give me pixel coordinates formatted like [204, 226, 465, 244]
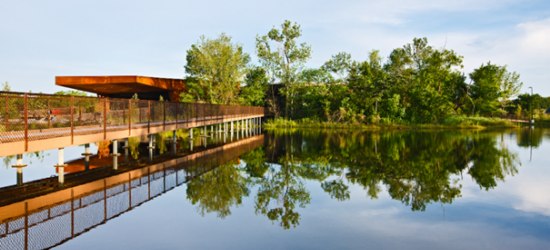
[55, 75, 186, 101]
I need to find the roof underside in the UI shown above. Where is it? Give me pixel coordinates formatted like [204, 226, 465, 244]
[55, 75, 185, 96]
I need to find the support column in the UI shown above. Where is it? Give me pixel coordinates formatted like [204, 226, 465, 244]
[112, 140, 120, 170]
[148, 134, 154, 162]
[172, 130, 177, 155]
[230, 121, 234, 140]
[223, 123, 227, 143]
[240, 120, 244, 138]
[253, 118, 256, 133]
[123, 140, 129, 161]
[203, 126, 208, 147]
[55, 148, 67, 185]
[82, 143, 93, 171]
[252, 118, 256, 135]
[189, 128, 194, 152]
[246, 119, 250, 137]
[12, 154, 27, 186]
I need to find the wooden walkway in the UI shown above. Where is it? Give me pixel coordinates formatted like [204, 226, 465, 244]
[0, 91, 264, 157]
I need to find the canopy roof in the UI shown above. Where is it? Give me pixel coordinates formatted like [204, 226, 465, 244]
[55, 75, 185, 101]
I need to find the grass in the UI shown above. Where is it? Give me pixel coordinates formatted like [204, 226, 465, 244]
[264, 116, 519, 131]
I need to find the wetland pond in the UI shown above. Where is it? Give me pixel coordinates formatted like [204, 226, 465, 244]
[1, 128, 550, 249]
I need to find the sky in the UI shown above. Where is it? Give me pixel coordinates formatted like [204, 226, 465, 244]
[0, 0, 549, 95]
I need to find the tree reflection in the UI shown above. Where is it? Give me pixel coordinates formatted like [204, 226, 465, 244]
[251, 157, 311, 229]
[516, 128, 543, 148]
[185, 129, 521, 229]
[186, 160, 249, 218]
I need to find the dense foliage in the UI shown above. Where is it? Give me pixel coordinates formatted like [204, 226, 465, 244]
[182, 34, 250, 104]
[181, 20, 530, 124]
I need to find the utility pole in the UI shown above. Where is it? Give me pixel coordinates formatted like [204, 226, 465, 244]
[529, 86, 534, 125]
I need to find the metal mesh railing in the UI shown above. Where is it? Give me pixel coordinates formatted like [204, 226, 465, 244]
[0, 91, 265, 148]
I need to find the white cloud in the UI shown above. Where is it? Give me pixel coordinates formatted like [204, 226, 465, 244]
[517, 18, 550, 57]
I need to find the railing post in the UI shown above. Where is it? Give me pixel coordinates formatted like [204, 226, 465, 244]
[5, 95, 9, 131]
[138, 100, 142, 123]
[175, 102, 179, 129]
[128, 99, 132, 136]
[163, 101, 166, 130]
[148, 100, 151, 134]
[70, 96, 74, 144]
[47, 98, 51, 129]
[103, 98, 107, 140]
[24, 94, 28, 151]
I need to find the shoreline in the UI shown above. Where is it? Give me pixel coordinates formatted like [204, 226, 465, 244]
[263, 117, 527, 131]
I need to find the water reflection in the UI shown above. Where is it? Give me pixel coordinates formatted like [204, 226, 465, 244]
[186, 130, 522, 228]
[0, 134, 264, 249]
[3, 128, 548, 249]
[187, 161, 248, 218]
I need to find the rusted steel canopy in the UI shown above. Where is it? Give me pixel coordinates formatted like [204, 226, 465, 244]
[55, 75, 186, 101]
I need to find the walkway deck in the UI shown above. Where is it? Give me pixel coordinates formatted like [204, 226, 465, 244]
[0, 91, 264, 157]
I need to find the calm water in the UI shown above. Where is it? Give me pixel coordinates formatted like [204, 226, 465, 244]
[1, 128, 550, 249]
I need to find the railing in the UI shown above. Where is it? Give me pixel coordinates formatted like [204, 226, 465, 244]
[0, 91, 265, 148]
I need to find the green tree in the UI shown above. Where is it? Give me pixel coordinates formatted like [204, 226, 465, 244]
[256, 20, 312, 118]
[54, 90, 89, 96]
[347, 50, 388, 122]
[183, 33, 250, 104]
[469, 62, 522, 116]
[383, 37, 464, 123]
[321, 52, 352, 82]
[239, 66, 268, 106]
[2, 81, 11, 91]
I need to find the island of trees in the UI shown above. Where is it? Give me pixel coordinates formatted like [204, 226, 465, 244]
[181, 20, 549, 127]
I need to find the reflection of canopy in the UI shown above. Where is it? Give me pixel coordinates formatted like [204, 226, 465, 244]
[55, 75, 186, 101]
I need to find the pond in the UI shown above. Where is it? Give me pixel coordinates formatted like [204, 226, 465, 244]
[1, 128, 550, 249]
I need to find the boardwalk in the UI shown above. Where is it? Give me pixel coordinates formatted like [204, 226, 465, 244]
[0, 91, 264, 157]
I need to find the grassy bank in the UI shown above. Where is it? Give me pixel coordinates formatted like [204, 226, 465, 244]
[264, 116, 519, 130]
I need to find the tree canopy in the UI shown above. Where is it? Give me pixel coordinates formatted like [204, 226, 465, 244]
[182, 33, 250, 105]
[256, 20, 312, 117]
[181, 21, 528, 124]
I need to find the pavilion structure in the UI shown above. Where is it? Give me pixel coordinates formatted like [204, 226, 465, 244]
[55, 75, 186, 101]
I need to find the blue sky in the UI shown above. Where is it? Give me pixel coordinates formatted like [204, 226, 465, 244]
[1, 0, 549, 95]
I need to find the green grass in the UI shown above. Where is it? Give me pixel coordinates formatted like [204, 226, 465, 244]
[264, 116, 518, 131]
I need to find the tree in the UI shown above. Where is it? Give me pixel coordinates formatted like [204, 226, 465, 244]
[54, 90, 89, 96]
[256, 20, 312, 118]
[383, 37, 464, 123]
[321, 52, 352, 82]
[347, 50, 388, 122]
[183, 34, 250, 104]
[239, 66, 268, 106]
[469, 62, 522, 116]
[2, 82, 11, 91]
